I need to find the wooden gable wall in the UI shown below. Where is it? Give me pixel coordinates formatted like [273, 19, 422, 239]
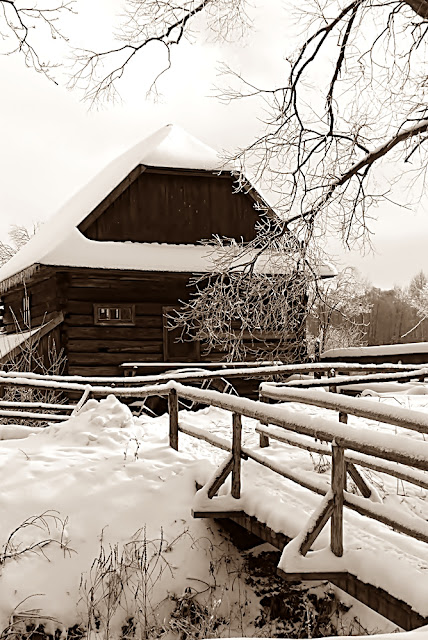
[79, 168, 262, 244]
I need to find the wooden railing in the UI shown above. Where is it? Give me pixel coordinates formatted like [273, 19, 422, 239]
[145, 382, 428, 560]
[0, 361, 426, 387]
[274, 367, 428, 393]
[1, 373, 428, 563]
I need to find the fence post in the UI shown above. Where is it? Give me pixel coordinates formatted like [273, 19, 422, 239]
[259, 391, 270, 448]
[331, 442, 345, 557]
[168, 388, 179, 451]
[232, 413, 242, 499]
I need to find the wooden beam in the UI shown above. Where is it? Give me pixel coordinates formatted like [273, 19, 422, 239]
[0, 311, 64, 366]
[299, 497, 334, 556]
[207, 455, 234, 499]
[256, 425, 428, 492]
[168, 388, 179, 451]
[231, 413, 242, 499]
[331, 444, 345, 557]
[258, 392, 270, 448]
[192, 509, 246, 519]
[346, 462, 372, 498]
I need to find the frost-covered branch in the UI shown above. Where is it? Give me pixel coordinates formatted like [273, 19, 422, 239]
[70, 0, 250, 103]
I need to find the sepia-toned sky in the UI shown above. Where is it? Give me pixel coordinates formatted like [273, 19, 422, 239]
[0, 0, 426, 290]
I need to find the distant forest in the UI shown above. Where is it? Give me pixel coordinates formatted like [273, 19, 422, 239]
[365, 286, 428, 345]
[310, 269, 428, 352]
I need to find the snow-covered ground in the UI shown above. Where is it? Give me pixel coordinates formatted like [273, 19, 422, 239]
[1, 389, 428, 638]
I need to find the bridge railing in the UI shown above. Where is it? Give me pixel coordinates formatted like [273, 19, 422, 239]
[270, 367, 428, 394]
[154, 382, 428, 562]
[1, 373, 428, 561]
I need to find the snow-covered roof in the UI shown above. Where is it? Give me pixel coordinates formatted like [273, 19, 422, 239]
[0, 124, 336, 291]
[0, 327, 42, 361]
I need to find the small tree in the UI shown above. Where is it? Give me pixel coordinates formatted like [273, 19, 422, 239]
[172, 234, 325, 363]
[0, 224, 39, 266]
[309, 268, 371, 355]
[401, 271, 428, 339]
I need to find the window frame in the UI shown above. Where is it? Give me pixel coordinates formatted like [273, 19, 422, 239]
[93, 303, 136, 326]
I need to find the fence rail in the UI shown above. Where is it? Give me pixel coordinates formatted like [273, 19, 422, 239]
[0, 361, 426, 387]
[161, 382, 428, 558]
[1, 370, 428, 561]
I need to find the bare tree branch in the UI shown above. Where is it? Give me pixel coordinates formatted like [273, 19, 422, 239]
[0, 1, 75, 80]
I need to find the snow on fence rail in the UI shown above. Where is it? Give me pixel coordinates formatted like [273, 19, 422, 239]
[0, 361, 426, 387]
[157, 382, 428, 560]
[277, 368, 428, 392]
[2, 373, 428, 565]
[257, 384, 428, 488]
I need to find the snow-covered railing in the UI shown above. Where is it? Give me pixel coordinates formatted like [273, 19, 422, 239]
[273, 368, 428, 393]
[159, 382, 428, 561]
[0, 361, 426, 387]
[2, 372, 428, 562]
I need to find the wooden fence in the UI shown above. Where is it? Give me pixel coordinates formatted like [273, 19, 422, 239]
[1, 370, 428, 562]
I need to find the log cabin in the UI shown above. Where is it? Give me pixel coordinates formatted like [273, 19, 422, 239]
[0, 124, 335, 380]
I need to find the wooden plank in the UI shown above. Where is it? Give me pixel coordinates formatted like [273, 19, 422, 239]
[66, 314, 162, 329]
[178, 424, 233, 454]
[282, 370, 428, 389]
[228, 513, 290, 549]
[192, 510, 247, 519]
[255, 425, 428, 492]
[192, 491, 290, 548]
[172, 383, 428, 471]
[68, 339, 163, 353]
[343, 493, 428, 543]
[299, 496, 334, 556]
[0, 401, 74, 411]
[69, 351, 163, 365]
[261, 385, 428, 435]
[207, 455, 234, 499]
[231, 413, 242, 499]
[68, 366, 122, 377]
[331, 444, 345, 557]
[0, 312, 64, 366]
[68, 327, 162, 341]
[346, 462, 372, 498]
[0, 409, 68, 422]
[168, 388, 179, 451]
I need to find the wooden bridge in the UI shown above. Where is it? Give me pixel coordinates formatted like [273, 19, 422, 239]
[2, 363, 428, 630]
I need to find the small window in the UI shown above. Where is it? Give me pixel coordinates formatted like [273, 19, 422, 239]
[94, 304, 135, 326]
[22, 293, 31, 327]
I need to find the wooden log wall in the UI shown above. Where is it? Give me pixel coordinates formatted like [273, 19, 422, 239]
[63, 268, 195, 376]
[2, 268, 59, 333]
[0, 263, 307, 390]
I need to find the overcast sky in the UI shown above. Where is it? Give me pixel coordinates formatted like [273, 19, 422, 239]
[0, 0, 426, 290]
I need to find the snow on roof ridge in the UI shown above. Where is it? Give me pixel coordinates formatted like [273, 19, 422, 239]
[0, 123, 335, 289]
[0, 124, 232, 290]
